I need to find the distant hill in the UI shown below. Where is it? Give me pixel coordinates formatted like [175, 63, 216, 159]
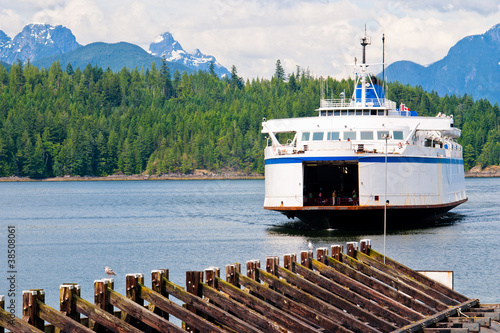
[0, 61, 10, 71]
[385, 24, 500, 104]
[33, 41, 190, 73]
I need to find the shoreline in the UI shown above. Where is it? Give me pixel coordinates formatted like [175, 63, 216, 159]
[1, 167, 499, 182]
[0, 172, 265, 182]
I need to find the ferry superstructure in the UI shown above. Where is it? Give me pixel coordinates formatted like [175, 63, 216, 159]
[261, 39, 467, 229]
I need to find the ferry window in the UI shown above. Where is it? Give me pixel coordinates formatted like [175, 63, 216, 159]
[363, 110, 370, 116]
[312, 132, 324, 141]
[377, 131, 389, 140]
[341, 110, 348, 116]
[360, 131, 373, 140]
[344, 131, 357, 140]
[327, 132, 340, 140]
[393, 131, 404, 140]
[378, 110, 385, 116]
[348, 110, 355, 115]
[334, 110, 340, 116]
[302, 132, 310, 141]
[356, 110, 362, 116]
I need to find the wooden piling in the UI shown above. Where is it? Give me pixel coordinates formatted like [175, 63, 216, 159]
[226, 264, 240, 287]
[300, 250, 313, 269]
[331, 244, 343, 261]
[22, 290, 44, 330]
[246, 260, 260, 281]
[123, 273, 146, 330]
[59, 283, 80, 322]
[283, 253, 296, 271]
[151, 269, 169, 325]
[316, 247, 328, 264]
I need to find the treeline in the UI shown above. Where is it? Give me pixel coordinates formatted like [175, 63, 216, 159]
[0, 60, 498, 178]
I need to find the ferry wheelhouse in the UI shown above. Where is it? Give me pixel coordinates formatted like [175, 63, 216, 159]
[262, 39, 467, 229]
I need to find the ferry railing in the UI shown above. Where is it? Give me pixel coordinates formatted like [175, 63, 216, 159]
[319, 98, 396, 109]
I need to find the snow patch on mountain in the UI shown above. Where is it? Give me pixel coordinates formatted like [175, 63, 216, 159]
[149, 32, 230, 77]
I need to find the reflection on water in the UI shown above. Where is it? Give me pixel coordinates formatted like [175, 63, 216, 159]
[268, 211, 466, 237]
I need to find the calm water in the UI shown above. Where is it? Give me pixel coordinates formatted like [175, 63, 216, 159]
[0, 178, 499, 319]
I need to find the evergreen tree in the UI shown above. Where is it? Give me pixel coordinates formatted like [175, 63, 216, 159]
[274, 59, 285, 82]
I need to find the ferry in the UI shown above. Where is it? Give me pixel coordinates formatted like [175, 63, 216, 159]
[261, 35, 467, 229]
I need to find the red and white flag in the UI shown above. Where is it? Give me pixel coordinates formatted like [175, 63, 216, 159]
[401, 103, 409, 111]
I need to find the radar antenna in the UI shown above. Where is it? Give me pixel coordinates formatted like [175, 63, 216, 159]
[360, 25, 371, 64]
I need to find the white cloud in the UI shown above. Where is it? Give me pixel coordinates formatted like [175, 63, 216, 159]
[0, 0, 498, 80]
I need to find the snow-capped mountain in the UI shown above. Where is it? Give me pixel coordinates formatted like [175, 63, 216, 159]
[149, 32, 230, 77]
[0, 23, 81, 64]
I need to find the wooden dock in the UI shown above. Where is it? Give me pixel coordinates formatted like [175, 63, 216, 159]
[1, 239, 499, 332]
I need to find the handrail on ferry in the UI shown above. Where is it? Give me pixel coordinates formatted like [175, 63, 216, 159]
[319, 98, 396, 109]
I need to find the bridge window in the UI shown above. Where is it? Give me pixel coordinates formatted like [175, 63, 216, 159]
[302, 132, 310, 141]
[360, 131, 373, 140]
[312, 132, 324, 141]
[393, 131, 404, 140]
[344, 131, 357, 140]
[327, 132, 340, 140]
[377, 131, 389, 139]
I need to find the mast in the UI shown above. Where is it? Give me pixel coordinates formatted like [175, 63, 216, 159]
[360, 25, 371, 64]
[382, 33, 385, 89]
[359, 26, 371, 106]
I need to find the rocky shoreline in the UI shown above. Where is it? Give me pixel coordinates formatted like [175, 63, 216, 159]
[0, 170, 264, 182]
[465, 165, 500, 178]
[1, 165, 499, 181]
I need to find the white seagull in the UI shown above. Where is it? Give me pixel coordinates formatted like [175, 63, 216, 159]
[308, 242, 313, 251]
[105, 266, 117, 277]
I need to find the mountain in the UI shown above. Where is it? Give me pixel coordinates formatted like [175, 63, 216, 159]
[0, 24, 230, 77]
[385, 24, 500, 104]
[149, 32, 230, 77]
[33, 42, 190, 74]
[0, 23, 81, 64]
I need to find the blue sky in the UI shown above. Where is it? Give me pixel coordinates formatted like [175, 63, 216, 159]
[0, 0, 498, 79]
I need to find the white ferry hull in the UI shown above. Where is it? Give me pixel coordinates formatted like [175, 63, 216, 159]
[264, 153, 467, 229]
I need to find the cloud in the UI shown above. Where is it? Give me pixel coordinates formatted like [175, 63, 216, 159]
[0, 0, 499, 80]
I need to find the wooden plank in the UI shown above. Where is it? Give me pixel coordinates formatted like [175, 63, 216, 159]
[293, 261, 410, 327]
[138, 282, 225, 333]
[242, 270, 357, 333]
[162, 275, 263, 333]
[217, 275, 322, 333]
[74, 294, 143, 333]
[353, 250, 458, 307]
[423, 329, 469, 333]
[0, 305, 44, 333]
[204, 279, 284, 333]
[312, 259, 425, 321]
[435, 322, 480, 332]
[37, 300, 94, 333]
[342, 251, 449, 310]
[366, 248, 469, 302]
[275, 264, 394, 331]
[324, 256, 437, 316]
[109, 288, 184, 333]
[393, 299, 479, 333]
[448, 316, 491, 327]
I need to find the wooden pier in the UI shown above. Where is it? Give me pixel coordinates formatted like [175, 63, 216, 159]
[1, 239, 499, 332]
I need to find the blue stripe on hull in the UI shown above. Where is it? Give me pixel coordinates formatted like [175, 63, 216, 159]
[265, 155, 464, 165]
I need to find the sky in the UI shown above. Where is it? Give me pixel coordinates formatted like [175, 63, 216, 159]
[0, 0, 499, 80]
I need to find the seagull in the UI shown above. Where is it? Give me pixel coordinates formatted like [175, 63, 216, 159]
[308, 242, 313, 251]
[105, 266, 117, 277]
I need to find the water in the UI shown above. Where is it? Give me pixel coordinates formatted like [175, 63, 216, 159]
[0, 178, 499, 320]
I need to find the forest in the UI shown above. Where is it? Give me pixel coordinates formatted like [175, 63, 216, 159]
[0, 59, 498, 178]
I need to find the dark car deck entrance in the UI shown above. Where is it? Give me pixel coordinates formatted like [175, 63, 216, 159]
[303, 161, 359, 206]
